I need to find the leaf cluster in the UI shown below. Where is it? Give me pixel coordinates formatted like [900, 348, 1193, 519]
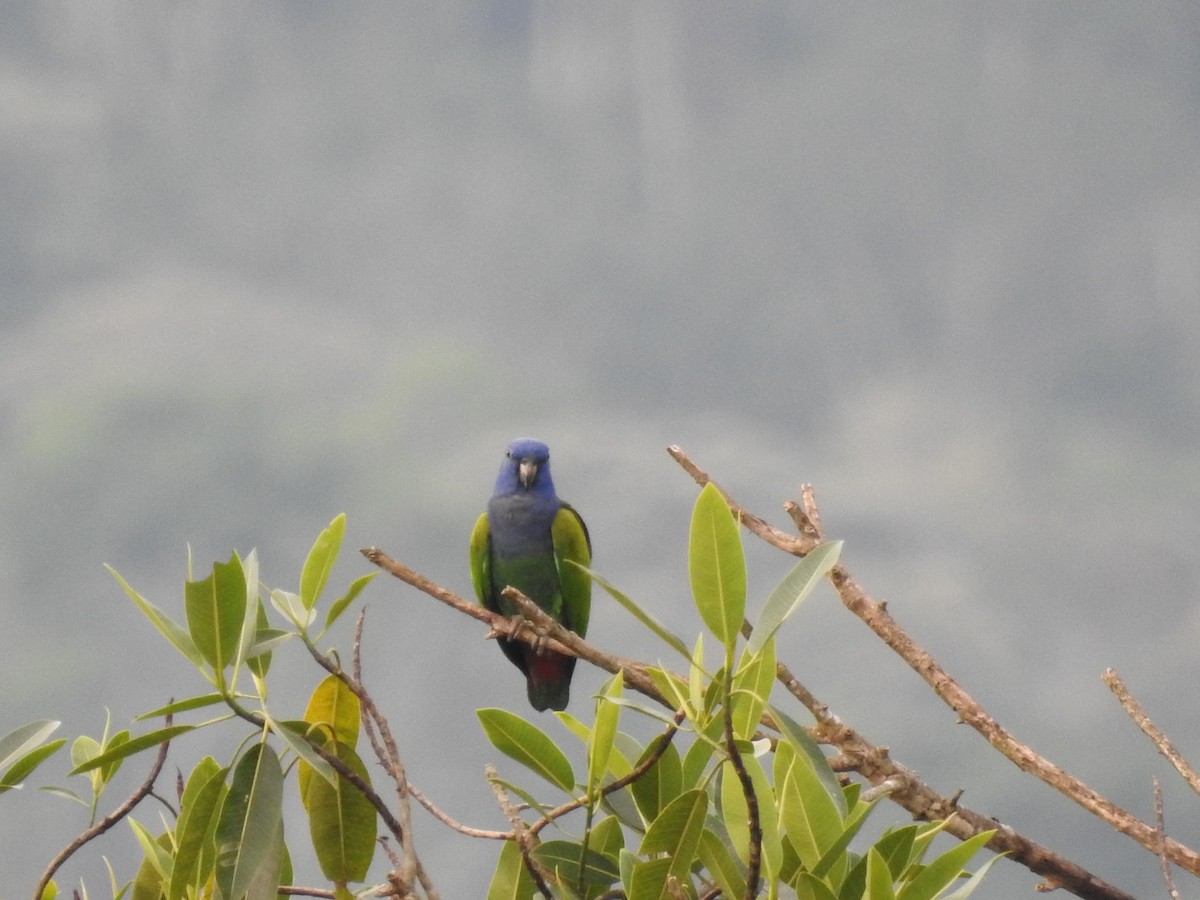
[478, 484, 997, 898]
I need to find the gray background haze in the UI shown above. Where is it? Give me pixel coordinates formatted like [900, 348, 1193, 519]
[3, 3, 1200, 897]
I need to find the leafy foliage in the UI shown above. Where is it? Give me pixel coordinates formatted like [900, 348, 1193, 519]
[5, 494, 996, 898]
[477, 487, 997, 898]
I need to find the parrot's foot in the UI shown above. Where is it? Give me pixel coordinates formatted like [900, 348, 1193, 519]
[507, 614, 551, 656]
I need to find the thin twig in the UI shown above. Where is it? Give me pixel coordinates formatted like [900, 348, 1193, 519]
[486, 764, 554, 897]
[409, 782, 510, 839]
[34, 716, 173, 899]
[1154, 776, 1181, 900]
[1103, 668, 1200, 797]
[349, 610, 426, 896]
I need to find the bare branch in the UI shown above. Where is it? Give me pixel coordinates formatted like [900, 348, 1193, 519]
[1154, 776, 1181, 900]
[667, 444, 1161, 898]
[1103, 668, 1200, 797]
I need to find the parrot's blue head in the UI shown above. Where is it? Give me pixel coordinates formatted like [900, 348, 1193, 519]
[495, 438, 556, 497]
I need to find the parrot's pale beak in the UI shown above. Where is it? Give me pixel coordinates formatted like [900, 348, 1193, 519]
[518, 459, 539, 489]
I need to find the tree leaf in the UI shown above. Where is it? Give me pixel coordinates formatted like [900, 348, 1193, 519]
[769, 705, 846, 816]
[70, 725, 195, 774]
[697, 829, 746, 899]
[303, 674, 362, 748]
[629, 740, 683, 825]
[866, 847, 898, 900]
[168, 760, 228, 900]
[747, 540, 842, 657]
[185, 554, 247, 673]
[0, 720, 60, 771]
[896, 830, 995, 900]
[233, 549, 262, 674]
[731, 639, 775, 741]
[325, 571, 377, 631]
[720, 751, 782, 880]
[580, 566, 692, 662]
[794, 872, 840, 900]
[107, 565, 204, 669]
[939, 849, 1003, 900]
[487, 838, 536, 900]
[477, 708, 576, 794]
[639, 788, 707, 888]
[689, 483, 746, 652]
[0, 739, 65, 793]
[775, 738, 843, 871]
[278, 719, 337, 787]
[301, 739, 377, 883]
[215, 742, 284, 900]
[587, 672, 623, 793]
[137, 694, 227, 719]
[532, 840, 620, 889]
[300, 513, 345, 611]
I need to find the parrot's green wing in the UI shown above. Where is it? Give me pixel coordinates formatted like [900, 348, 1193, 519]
[551, 503, 592, 638]
[469, 512, 494, 611]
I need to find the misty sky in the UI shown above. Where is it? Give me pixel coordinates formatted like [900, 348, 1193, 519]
[3, 4, 1200, 897]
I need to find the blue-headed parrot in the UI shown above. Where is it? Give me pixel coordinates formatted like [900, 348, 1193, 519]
[470, 439, 592, 711]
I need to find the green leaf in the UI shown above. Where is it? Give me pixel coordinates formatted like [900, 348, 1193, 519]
[0, 739, 65, 793]
[0, 720, 63, 792]
[276, 718, 337, 786]
[487, 839, 536, 900]
[168, 760, 228, 900]
[639, 789, 707, 887]
[582, 566, 692, 662]
[866, 847, 898, 900]
[897, 830, 995, 900]
[137, 694, 228, 719]
[107, 565, 205, 669]
[185, 554, 247, 672]
[246, 601, 275, 681]
[697, 829, 746, 899]
[215, 742, 284, 900]
[689, 633, 708, 721]
[587, 672, 623, 793]
[269, 589, 313, 629]
[478, 708, 576, 793]
[731, 639, 775, 741]
[875, 825, 918, 878]
[747, 540, 842, 657]
[128, 818, 173, 884]
[689, 483, 746, 651]
[940, 849, 1003, 900]
[70, 725, 195, 775]
[0, 720, 60, 770]
[627, 857, 672, 898]
[303, 674, 362, 748]
[629, 740, 683, 824]
[775, 738, 843, 871]
[532, 840, 620, 889]
[646, 667, 692, 720]
[234, 549, 262, 674]
[720, 751, 782, 880]
[301, 739, 377, 883]
[769, 705, 847, 816]
[301, 513, 346, 610]
[325, 571, 377, 630]
[794, 872, 839, 900]
[589, 814, 625, 859]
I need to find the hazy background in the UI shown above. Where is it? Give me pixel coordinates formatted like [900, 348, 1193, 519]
[3, 3, 1200, 896]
